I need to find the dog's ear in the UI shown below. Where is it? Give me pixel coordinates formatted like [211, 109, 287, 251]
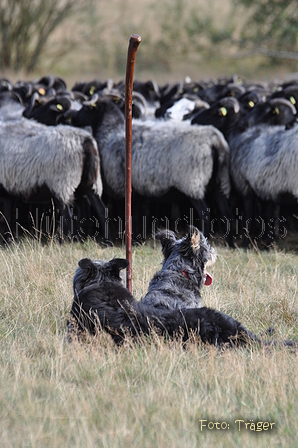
[109, 258, 129, 271]
[189, 226, 201, 252]
[78, 258, 95, 270]
[77, 258, 98, 281]
[155, 229, 177, 259]
[108, 258, 129, 277]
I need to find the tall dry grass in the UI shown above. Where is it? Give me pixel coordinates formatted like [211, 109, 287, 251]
[0, 236, 298, 447]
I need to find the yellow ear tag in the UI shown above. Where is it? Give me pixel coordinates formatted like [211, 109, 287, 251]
[56, 104, 63, 111]
[89, 86, 95, 95]
[248, 100, 254, 108]
[38, 88, 46, 95]
[219, 107, 227, 116]
[91, 103, 96, 108]
[290, 96, 296, 105]
[274, 107, 280, 115]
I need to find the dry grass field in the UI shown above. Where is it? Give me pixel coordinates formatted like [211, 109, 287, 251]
[0, 234, 298, 447]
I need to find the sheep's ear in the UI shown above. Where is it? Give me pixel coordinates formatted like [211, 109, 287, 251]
[189, 226, 201, 252]
[155, 229, 177, 259]
[108, 258, 129, 277]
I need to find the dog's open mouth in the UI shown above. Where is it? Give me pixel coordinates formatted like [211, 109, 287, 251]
[204, 271, 212, 286]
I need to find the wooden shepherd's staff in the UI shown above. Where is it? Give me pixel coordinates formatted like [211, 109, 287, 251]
[125, 34, 141, 293]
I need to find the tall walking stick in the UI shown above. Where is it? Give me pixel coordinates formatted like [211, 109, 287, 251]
[125, 34, 141, 293]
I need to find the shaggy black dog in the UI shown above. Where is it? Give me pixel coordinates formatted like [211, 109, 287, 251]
[141, 226, 217, 309]
[67, 257, 274, 347]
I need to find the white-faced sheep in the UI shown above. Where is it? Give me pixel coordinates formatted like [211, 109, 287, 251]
[0, 102, 106, 241]
[63, 97, 232, 245]
[164, 97, 210, 121]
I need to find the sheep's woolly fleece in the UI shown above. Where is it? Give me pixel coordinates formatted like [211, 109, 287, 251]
[97, 115, 230, 199]
[229, 124, 298, 200]
[0, 105, 102, 203]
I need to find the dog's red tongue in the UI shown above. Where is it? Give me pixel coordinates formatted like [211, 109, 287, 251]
[204, 272, 212, 286]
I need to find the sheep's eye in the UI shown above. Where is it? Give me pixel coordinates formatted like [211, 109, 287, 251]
[56, 104, 63, 111]
[248, 100, 254, 108]
[230, 91, 234, 97]
[89, 86, 95, 95]
[290, 95, 296, 105]
[179, 89, 184, 94]
[273, 107, 280, 115]
[193, 87, 199, 92]
[38, 88, 46, 95]
[219, 107, 227, 116]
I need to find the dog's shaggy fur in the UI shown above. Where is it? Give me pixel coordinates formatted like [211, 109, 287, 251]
[67, 256, 270, 347]
[141, 227, 217, 309]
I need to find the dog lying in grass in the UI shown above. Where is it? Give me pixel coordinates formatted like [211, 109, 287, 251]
[141, 226, 216, 309]
[67, 255, 296, 348]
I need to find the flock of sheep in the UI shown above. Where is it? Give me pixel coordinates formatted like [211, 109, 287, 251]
[0, 73, 298, 247]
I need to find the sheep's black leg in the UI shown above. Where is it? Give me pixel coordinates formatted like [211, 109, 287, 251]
[213, 189, 234, 247]
[85, 191, 112, 245]
[58, 203, 72, 243]
[242, 191, 255, 249]
[189, 198, 211, 237]
[131, 191, 143, 242]
[1, 196, 14, 241]
[262, 200, 276, 247]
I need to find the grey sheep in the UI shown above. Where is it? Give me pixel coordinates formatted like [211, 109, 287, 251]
[229, 124, 298, 201]
[65, 98, 232, 241]
[0, 102, 105, 238]
[228, 123, 298, 245]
